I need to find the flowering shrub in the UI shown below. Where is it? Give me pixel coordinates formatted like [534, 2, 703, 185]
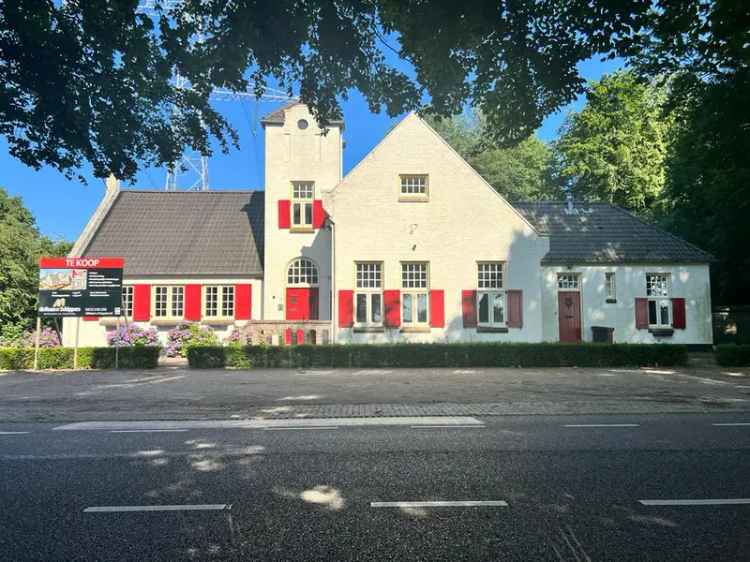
[165, 323, 218, 357]
[107, 324, 159, 347]
[224, 327, 250, 346]
[22, 327, 62, 348]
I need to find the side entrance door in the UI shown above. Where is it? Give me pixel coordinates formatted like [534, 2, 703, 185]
[558, 290, 582, 342]
[286, 288, 319, 320]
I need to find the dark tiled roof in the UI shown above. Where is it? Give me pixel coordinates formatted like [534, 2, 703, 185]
[514, 202, 713, 264]
[260, 100, 344, 127]
[83, 190, 264, 276]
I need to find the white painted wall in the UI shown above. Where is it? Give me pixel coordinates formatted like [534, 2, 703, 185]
[326, 113, 550, 344]
[540, 264, 712, 344]
[262, 104, 342, 321]
[62, 276, 262, 348]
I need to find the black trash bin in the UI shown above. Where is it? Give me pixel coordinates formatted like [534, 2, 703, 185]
[591, 326, 614, 343]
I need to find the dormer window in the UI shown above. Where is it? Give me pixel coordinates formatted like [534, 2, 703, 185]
[399, 174, 429, 201]
[291, 181, 314, 229]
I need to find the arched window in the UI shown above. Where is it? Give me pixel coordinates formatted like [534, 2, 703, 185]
[287, 258, 319, 286]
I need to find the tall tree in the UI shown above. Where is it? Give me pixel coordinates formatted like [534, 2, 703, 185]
[429, 113, 561, 201]
[660, 71, 750, 305]
[5, 1, 741, 181]
[0, 187, 71, 336]
[554, 71, 669, 215]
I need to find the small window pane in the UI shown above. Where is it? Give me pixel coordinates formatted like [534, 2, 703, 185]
[371, 294, 382, 323]
[417, 293, 428, 323]
[293, 203, 301, 225]
[356, 294, 367, 323]
[647, 274, 669, 297]
[648, 300, 657, 325]
[155, 287, 168, 317]
[222, 286, 235, 317]
[478, 263, 504, 289]
[356, 263, 382, 289]
[171, 287, 184, 317]
[478, 293, 489, 323]
[288, 258, 319, 285]
[401, 263, 428, 289]
[557, 274, 579, 290]
[292, 182, 314, 199]
[122, 286, 133, 317]
[605, 272, 616, 300]
[400, 175, 427, 195]
[493, 293, 505, 323]
[304, 203, 313, 225]
[660, 301, 670, 325]
[402, 294, 413, 323]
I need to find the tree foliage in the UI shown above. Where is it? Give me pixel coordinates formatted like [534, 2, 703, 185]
[429, 113, 561, 201]
[554, 71, 669, 215]
[4, 1, 742, 181]
[0, 188, 71, 336]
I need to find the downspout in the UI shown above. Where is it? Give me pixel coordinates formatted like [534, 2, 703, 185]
[330, 219, 336, 344]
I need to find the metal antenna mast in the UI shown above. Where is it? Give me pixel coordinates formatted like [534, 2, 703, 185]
[137, 1, 297, 191]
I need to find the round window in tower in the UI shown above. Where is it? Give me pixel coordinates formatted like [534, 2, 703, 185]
[297, 119, 309, 130]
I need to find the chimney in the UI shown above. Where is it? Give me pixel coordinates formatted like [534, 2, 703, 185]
[565, 192, 574, 214]
[105, 173, 120, 194]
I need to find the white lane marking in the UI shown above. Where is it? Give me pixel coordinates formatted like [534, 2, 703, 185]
[640, 499, 750, 506]
[371, 500, 508, 508]
[712, 423, 750, 427]
[109, 429, 189, 433]
[84, 504, 229, 513]
[263, 426, 338, 431]
[0, 431, 30, 435]
[563, 424, 640, 428]
[410, 425, 484, 429]
[53, 416, 484, 431]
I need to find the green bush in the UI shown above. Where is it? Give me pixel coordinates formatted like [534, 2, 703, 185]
[715, 344, 750, 367]
[0, 346, 161, 370]
[186, 343, 689, 369]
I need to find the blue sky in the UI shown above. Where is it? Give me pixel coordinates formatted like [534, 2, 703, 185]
[2, 56, 623, 242]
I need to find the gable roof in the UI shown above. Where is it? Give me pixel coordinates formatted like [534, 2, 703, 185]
[261, 100, 344, 127]
[514, 201, 713, 265]
[81, 190, 264, 276]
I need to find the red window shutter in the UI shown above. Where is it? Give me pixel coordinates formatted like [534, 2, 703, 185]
[313, 200, 326, 229]
[296, 329, 305, 344]
[83, 316, 100, 322]
[184, 284, 202, 321]
[278, 199, 291, 229]
[338, 290, 354, 328]
[284, 327, 293, 345]
[672, 298, 686, 329]
[462, 290, 477, 328]
[507, 289, 523, 328]
[235, 284, 252, 320]
[429, 290, 444, 328]
[133, 284, 151, 321]
[635, 298, 649, 329]
[384, 290, 401, 328]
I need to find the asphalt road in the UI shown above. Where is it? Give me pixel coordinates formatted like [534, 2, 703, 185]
[1, 363, 750, 421]
[2, 413, 750, 561]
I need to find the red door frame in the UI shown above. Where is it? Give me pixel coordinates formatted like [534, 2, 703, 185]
[285, 287, 319, 321]
[558, 290, 582, 342]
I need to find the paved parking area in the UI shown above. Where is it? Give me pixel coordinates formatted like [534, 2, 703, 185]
[1, 362, 749, 422]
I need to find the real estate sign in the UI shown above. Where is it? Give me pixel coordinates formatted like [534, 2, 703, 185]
[38, 257, 124, 317]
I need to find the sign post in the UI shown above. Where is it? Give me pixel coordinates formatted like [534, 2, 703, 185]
[33, 317, 41, 371]
[37, 257, 124, 369]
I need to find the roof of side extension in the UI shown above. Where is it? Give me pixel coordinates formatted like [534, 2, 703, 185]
[514, 201, 713, 264]
[82, 190, 264, 276]
[260, 100, 344, 127]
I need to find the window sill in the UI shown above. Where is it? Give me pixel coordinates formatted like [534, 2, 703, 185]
[649, 328, 674, 337]
[99, 317, 130, 326]
[151, 318, 184, 326]
[477, 326, 509, 333]
[353, 326, 385, 333]
[398, 196, 429, 203]
[202, 318, 235, 326]
[290, 226, 314, 233]
[400, 326, 431, 333]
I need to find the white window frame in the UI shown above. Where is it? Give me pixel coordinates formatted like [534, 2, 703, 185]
[605, 272, 617, 302]
[291, 181, 314, 230]
[355, 262, 383, 327]
[401, 262, 429, 327]
[287, 258, 319, 287]
[557, 273, 580, 290]
[153, 285, 184, 319]
[646, 273, 672, 328]
[121, 285, 133, 318]
[477, 262, 506, 327]
[399, 174, 429, 201]
[203, 285, 235, 319]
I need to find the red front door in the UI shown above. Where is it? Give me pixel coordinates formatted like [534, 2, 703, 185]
[558, 291, 582, 342]
[286, 288, 319, 320]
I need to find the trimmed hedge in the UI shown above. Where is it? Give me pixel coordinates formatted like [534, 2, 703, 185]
[0, 346, 161, 370]
[715, 344, 750, 367]
[187, 343, 689, 369]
